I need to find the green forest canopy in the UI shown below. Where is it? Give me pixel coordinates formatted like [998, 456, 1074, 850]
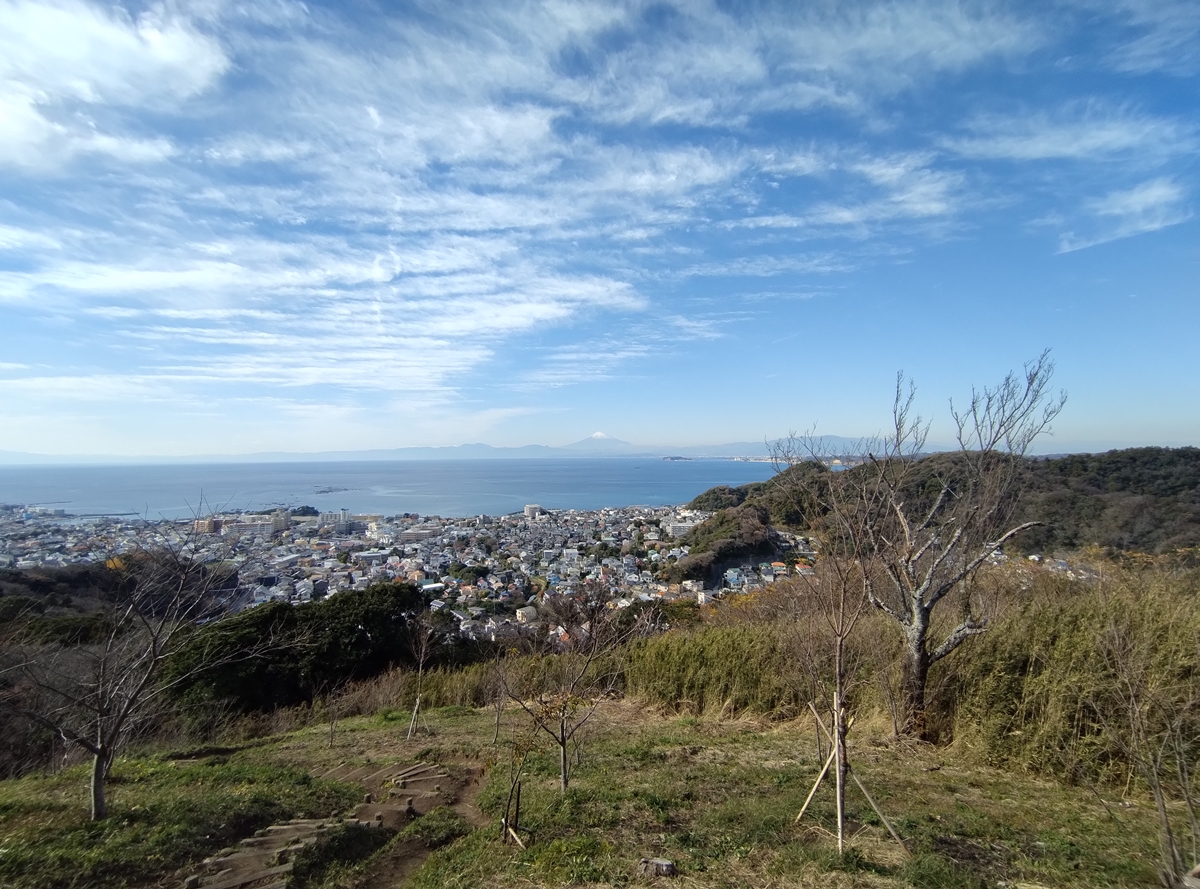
[686, 446, 1200, 555]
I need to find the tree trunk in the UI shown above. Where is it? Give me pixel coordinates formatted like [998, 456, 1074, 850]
[90, 749, 110, 821]
[834, 636, 849, 855]
[902, 623, 931, 739]
[834, 694, 847, 855]
[559, 718, 570, 793]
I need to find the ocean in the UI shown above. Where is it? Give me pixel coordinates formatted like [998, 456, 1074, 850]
[0, 458, 780, 520]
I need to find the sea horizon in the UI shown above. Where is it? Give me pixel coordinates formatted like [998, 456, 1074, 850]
[0, 457, 780, 521]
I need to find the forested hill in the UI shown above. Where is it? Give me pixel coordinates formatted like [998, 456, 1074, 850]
[1018, 447, 1200, 553]
[688, 446, 1200, 555]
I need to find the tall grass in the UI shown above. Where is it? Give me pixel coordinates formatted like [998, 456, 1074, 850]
[625, 625, 804, 717]
[952, 566, 1200, 786]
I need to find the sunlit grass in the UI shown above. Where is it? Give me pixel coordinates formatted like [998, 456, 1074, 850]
[0, 701, 1166, 888]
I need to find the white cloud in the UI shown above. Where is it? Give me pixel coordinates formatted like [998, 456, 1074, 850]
[679, 253, 849, 279]
[1096, 0, 1200, 74]
[1059, 178, 1191, 252]
[725, 153, 964, 233]
[771, 1, 1040, 82]
[666, 315, 721, 340]
[2, 0, 1181, 453]
[539, 1, 1039, 127]
[0, 223, 59, 250]
[1090, 178, 1186, 218]
[947, 104, 1194, 162]
[520, 340, 654, 388]
[0, 0, 228, 168]
[0, 0, 228, 105]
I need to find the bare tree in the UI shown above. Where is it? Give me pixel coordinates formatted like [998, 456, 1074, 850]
[774, 353, 1065, 736]
[405, 613, 443, 741]
[792, 560, 872, 853]
[781, 432, 908, 855]
[0, 527, 265, 820]
[316, 677, 351, 749]
[500, 586, 647, 794]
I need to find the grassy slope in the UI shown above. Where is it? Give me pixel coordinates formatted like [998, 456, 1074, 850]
[0, 702, 1163, 889]
[0, 753, 360, 889]
[408, 703, 1160, 889]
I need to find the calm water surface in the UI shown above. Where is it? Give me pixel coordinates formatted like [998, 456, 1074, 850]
[0, 459, 779, 519]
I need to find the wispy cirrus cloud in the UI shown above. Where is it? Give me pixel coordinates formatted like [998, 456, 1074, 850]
[1091, 0, 1200, 75]
[1059, 177, 1191, 252]
[0, 0, 1195, 454]
[946, 103, 1195, 162]
[557, 1, 1040, 126]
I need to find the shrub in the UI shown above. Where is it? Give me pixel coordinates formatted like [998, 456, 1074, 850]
[626, 625, 801, 716]
[952, 566, 1200, 785]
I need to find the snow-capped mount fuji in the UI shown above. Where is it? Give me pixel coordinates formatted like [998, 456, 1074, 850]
[563, 432, 635, 452]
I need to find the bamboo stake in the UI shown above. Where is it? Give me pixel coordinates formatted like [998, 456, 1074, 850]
[806, 702, 855, 745]
[848, 767, 910, 858]
[796, 748, 836, 822]
[407, 694, 421, 741]
[803, 701, 907, 854]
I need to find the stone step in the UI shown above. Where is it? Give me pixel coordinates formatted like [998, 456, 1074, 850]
[275, 841, 310, 859]
[397, 773, 449, 784]
[187, 758, 450, 889]
[259, 823, 326, 838]
[271, 818, 331, 829]
[341, 817, 386, 828]
[198, 862, 292, 889]
[235, 835, 294, 849]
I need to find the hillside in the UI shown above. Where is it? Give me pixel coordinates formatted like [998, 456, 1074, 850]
[1019, 446, 1200, 552]
[0, 699, 1168, 889]
[2, 558, 1196, 888]
[687, 446, 1200, 555]
[665, 503, 776, 582]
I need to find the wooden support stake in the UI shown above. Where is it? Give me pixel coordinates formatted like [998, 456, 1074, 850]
[506, 825, 526, 849]
[796, 748, 835, 823]
[848, 767, 910, 858]
[807, 701, 855, 744]
[802, 701, 908, 854]
[513, 780, 522, 835]
[406, 694, 421, 741]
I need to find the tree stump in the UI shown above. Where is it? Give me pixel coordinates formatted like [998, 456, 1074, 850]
[638, 858, 676, 877]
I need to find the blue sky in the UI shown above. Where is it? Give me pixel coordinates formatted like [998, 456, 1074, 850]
[0, 0, 1196, 457]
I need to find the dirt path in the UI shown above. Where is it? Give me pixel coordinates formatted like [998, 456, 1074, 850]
[352, 761, 489, 889]
[179, 759, 486, 889]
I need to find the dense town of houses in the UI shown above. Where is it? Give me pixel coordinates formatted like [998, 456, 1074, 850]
[0, 501, 826, 642]
[1, 498, 1072, 646]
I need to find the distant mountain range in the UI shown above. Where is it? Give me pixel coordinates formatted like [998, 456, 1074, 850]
[0, 434, 865, 466]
